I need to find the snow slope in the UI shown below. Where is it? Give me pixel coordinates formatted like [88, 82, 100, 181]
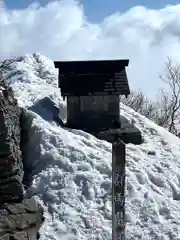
[5, 53, 180, 240]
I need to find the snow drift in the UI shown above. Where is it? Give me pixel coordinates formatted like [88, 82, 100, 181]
[5, 53, 180, 240]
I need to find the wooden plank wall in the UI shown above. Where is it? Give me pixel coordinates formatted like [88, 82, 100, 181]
[67, 95, 120, 130]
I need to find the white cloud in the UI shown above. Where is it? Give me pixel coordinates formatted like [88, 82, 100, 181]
[0, 0, 180, 98]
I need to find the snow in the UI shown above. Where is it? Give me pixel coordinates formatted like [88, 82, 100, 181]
[5, 53, 180, 240]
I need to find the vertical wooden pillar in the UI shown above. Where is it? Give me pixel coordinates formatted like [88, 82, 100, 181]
[112, 139, 126, 240]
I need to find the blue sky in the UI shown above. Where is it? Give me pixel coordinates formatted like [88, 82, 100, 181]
[4, 0, 179, 22]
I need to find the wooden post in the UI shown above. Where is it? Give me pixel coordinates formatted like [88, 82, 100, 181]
[112, 139, 126, 240]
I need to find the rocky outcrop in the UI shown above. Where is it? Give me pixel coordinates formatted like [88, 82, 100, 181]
[0, 80, 24, 204]
[28, 96, 65, 126]
[0, 80, 44, 239]
[0, 198, 44, 239]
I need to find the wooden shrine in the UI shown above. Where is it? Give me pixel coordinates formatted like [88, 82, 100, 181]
[54, 59, 130, 132]
[54, 59, 142, 240]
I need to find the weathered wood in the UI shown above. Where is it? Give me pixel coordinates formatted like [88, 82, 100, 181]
[54, 59, 130, 131]
[55, 60, 130, 97]
[66, 95, 120, 131]
[80, 96, 108, 112]
[96, 128, 143, 145]
[112, 140, 126, 240]
[54, 59, 129, 74]
[67, 96, 81, 126]
[59, 70, 129, 96]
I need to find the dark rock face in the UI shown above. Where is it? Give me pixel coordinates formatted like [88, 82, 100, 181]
[0, 81, 24, 204]
[20, 108, 35, 189]
[28, 96, 65, 126]
[0, 198, 45, 239]
[0, 80, 45, 238]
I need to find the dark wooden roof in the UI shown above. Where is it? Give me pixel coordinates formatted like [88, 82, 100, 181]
[54, 60, 130, 97]
[54, 59, 129, 74]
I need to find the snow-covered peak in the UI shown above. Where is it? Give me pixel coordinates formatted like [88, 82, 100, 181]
[5, 54, 180, 240]
[5, 53, 60, 108]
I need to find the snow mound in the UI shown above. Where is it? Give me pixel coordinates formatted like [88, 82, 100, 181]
[6, 53, 180, 240]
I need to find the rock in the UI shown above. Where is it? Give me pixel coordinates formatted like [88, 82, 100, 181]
[0, 198, 44, 239]
[0, 80, 24, 204]
[28, 96, 65, 126]
[0, 80, 44, 238]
